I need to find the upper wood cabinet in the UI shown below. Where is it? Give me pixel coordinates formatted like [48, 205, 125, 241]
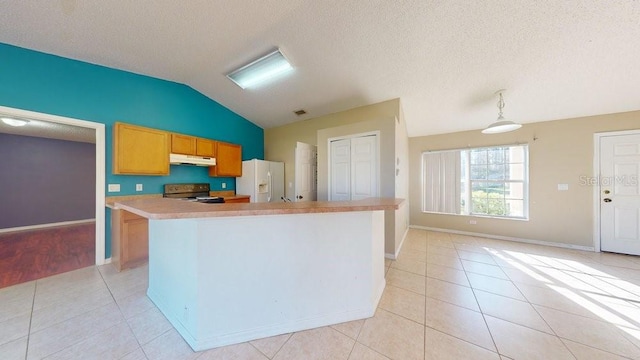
[196, 138, 216, 157]
[113, 122, 170, 175]
[209, 142, 242, 177]
[171, 134, 216, 158]
[171, 134, 196, 155]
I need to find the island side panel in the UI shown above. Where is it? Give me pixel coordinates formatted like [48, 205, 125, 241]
[146, 210, 385, 351]
[146, 218, 201, 345]
[370, 210, 385, 304]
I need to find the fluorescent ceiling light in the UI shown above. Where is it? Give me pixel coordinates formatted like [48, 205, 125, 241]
[1, 117, 29, 127]
[227, 49, 293, 89]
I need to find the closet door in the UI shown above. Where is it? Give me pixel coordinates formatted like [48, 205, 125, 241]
[351, 135, 378, 200]
[330, 135, 378, 201]
[330, 139, 351, 201]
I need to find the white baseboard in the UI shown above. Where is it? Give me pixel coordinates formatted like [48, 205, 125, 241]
[410, 225, 596, 252]
[0, 219, 96, 234]
[103, 257, 112, 264]
[385, 227, 409, 260]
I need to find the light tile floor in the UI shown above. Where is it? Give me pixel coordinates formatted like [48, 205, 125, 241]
[3, 229, 640, 359]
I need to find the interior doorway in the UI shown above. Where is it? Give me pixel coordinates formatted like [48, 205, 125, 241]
[594, 129, 640, 255]
[0, 105, 106, 265]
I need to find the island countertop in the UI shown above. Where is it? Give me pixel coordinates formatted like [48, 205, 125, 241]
[113, 197, 404, 220]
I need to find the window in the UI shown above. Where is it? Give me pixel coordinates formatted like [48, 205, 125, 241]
[422, 145, 528, 219]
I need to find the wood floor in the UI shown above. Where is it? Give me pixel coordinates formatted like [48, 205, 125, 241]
[0, 222, 95, 289]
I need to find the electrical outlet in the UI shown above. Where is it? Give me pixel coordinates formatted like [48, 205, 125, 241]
[221, 182, 226, 189]
[107, 184, 120, 192]
[469, 220, 477, 225]
[136, 184, 143, 192]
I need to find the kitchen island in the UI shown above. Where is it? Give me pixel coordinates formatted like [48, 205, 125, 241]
[114, 197, 402, 351]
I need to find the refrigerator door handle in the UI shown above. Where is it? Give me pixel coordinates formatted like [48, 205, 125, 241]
[267, 171, 272, 202]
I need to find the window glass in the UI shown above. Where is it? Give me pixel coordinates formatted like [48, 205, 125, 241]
[422, 145, 528, 219]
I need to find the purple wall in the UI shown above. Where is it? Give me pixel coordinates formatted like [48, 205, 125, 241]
[0, 133, 95, 228]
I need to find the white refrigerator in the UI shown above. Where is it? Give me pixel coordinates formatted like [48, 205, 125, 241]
[236, 159, 285, 203]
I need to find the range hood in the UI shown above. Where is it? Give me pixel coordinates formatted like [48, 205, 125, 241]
[169, 153, 216, 166]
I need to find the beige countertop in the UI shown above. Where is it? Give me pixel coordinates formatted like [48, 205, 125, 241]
[106, 193, 251, 209]
[113, 197, 404, 220]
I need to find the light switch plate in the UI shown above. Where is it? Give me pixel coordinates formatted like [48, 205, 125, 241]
[221, 182, 226, 189]
[136, 184, 143, 192]
[557, 183, 569, 191]
[108, 184, 120, 192]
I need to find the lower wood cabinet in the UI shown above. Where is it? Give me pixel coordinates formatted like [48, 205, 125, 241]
[111, 209, 148, 271]
[224, 196, 250, 203]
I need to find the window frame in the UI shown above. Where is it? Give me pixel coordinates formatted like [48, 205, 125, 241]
[421, 144, 530, 220]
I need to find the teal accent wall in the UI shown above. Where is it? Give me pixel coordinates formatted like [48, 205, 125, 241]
[0, 43, 264, 258]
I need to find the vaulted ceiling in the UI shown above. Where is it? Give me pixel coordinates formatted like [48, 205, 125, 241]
[0, 1, 639, 137]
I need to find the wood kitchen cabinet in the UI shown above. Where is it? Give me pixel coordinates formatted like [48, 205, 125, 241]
[172, 134, 216, 157]
[223, 196, 250, 203]
[113, 122, 170, 175]
[111, 209, 148, 271]
[171, 134, 196, 155]
[209, 142, 242, 177]
[196, 138, 216, 157]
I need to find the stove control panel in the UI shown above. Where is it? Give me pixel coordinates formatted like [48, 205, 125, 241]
[164, 183, 211, 195]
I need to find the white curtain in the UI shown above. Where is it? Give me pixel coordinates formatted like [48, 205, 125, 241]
[423, 151, 460, 213]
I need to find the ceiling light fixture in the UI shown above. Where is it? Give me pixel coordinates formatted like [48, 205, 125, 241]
[226, 49, 293, 89]
[1, 117, 29, 127]
[482, 90, 522, 134]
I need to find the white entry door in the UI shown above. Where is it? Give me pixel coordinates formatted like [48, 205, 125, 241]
[294, 142, 317, 202]
[600, 133, 640, 255]
[330, 134, 378, 201]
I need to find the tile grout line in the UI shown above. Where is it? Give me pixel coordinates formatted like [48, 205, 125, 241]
[23, 281, 37, 360]
[451, 235, 501, 357]
[268, 332, 292, 359]
[425, 233, 501, 355]
[471, 239, 632, 359]
[97, 265, 151, 360]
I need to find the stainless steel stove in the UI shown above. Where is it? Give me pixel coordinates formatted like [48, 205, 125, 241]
[163, 183, 225, 203]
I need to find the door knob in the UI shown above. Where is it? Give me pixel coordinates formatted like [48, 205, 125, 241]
[603, 198, 612, 202]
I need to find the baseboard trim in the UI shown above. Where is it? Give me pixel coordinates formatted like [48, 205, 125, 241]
[0, 219, 96, 234]
[385, 227, 409, 260]
[410, 225, 596, 252]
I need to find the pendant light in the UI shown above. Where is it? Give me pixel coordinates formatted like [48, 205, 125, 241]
[482, 90, 522, 134]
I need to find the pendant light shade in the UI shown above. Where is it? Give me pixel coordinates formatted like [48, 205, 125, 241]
[482, 90, 522, 134]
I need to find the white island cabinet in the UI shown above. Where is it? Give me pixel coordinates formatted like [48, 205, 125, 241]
[114, 197, 401, 351]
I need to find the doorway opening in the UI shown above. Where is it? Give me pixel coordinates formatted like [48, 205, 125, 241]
[0, 105, 106, 272]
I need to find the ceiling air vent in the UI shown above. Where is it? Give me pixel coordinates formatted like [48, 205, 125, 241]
[294, 109, 307, 116]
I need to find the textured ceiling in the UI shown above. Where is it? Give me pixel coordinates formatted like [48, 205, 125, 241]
[0, 0, 639, 137]
[0, 116, 96, 144]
